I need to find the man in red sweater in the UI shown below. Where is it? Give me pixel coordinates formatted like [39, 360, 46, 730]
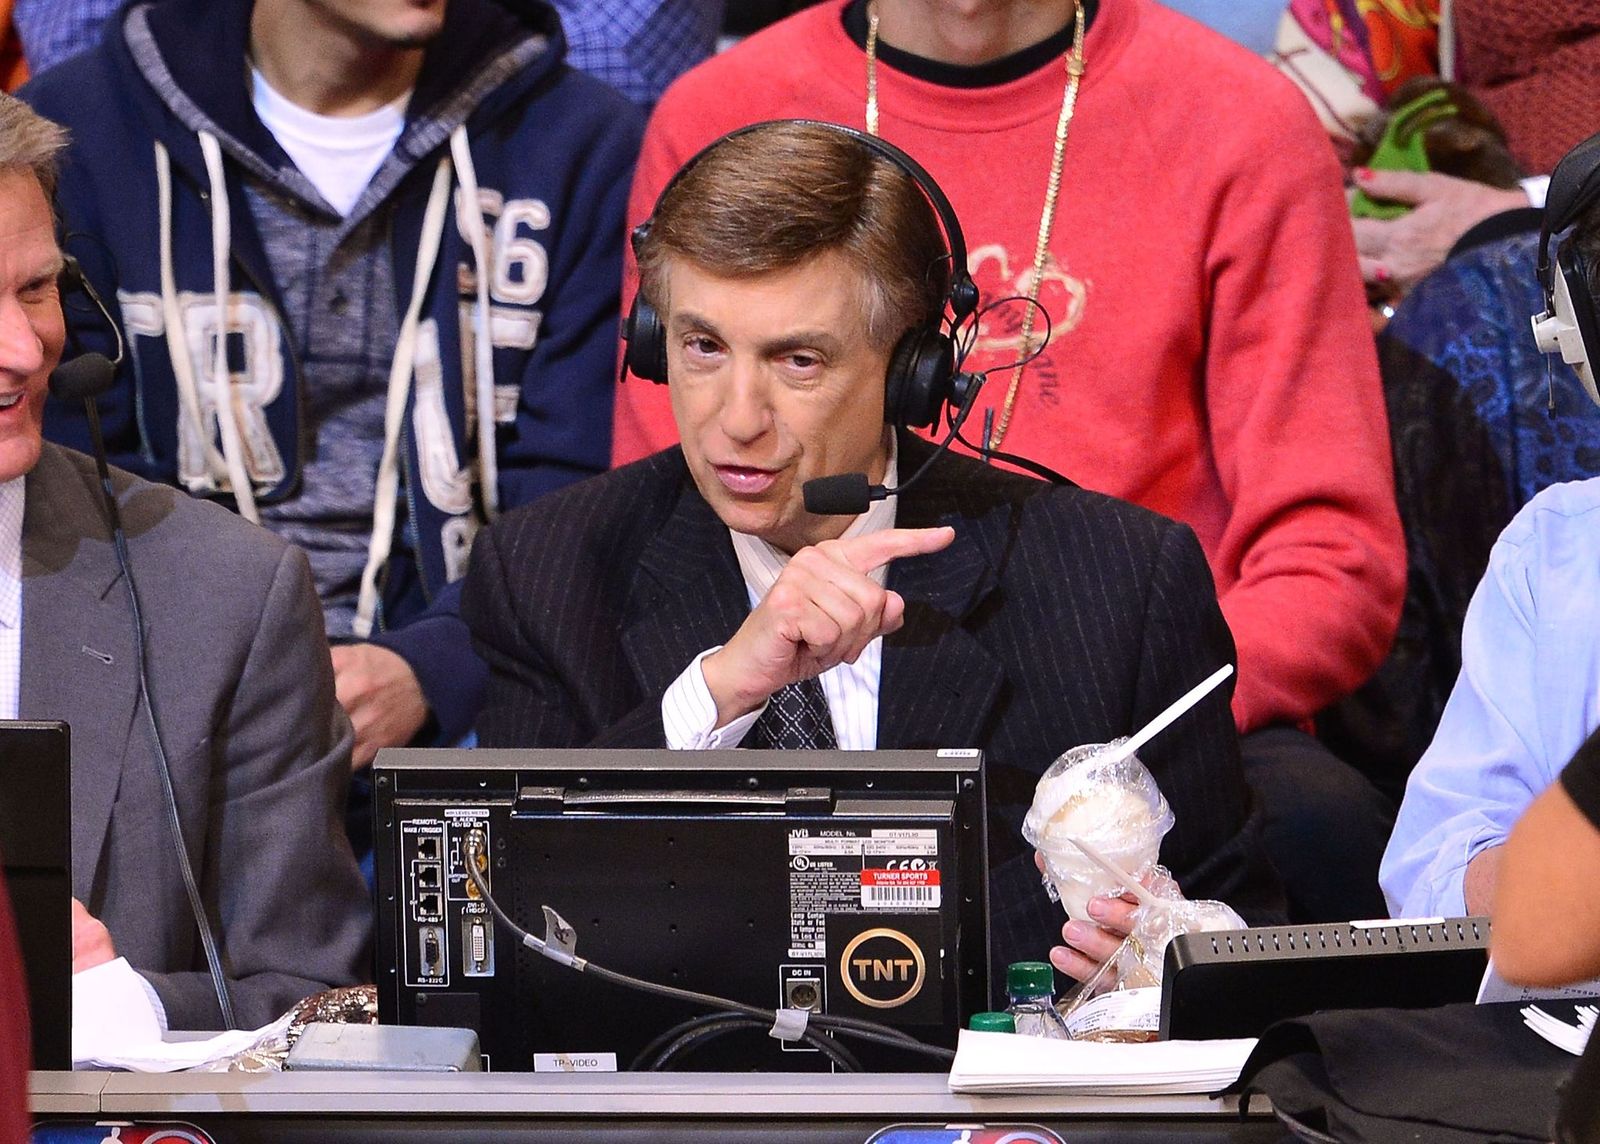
[615, 0, 1406, 922]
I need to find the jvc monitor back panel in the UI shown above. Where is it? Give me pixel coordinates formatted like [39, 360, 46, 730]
[374, 748, 989, 1071]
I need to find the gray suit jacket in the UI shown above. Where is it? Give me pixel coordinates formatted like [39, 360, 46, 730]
[19, 442, 371, 1029]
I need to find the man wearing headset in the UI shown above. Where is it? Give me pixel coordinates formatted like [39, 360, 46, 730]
[1381, 132, 1600, 921]
[463, 120, 1284, 978]
[611, 0, 1406, 926]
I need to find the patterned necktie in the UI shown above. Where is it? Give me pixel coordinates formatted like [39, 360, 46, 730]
[747, 675, 839, 750]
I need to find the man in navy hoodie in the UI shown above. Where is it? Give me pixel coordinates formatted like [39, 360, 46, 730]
[22, 0, 642, 779]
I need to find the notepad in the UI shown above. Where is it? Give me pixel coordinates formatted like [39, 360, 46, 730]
[947, 1028, 1257, 1095]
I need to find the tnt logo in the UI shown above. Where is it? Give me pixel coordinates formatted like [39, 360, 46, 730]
[840, 927, 926, 1009]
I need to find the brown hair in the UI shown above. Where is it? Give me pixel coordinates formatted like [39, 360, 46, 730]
[635, 121, 950, 349]
[0, 94, 65, 199]
[1350, 78, 1523, 190]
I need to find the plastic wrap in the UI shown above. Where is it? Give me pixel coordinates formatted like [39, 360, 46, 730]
[1021, 739, 1174, 920]
[1059, 873, 1244, 1042]
[1023, 739, 1244, 1042]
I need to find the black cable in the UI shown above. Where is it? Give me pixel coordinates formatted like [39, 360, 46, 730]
[634, 1011, 870, 1073]
[965, 293, 1055, 377]
[636, 1017, 864, 1081]
[53, 273, 236, 1028]
[796, 1010, 926, 1044]
[630, 1005, 927, 1071]
[83, 398, 237, 1030]
[631, 1011, 735, 1070]
[671, 1016, 859, 1073]
[652, 1014, 862, 1073]
[953, 424, 1077, 487]
[462, 834, 956, 1067]
[931, 295, 1077, 488]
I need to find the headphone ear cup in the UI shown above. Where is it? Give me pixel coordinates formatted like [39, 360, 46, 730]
[1563, 245, 1600, 398]
[622, 292, 670, 384]
[884, 324, 955, 429]
[948, 273, 979, 323]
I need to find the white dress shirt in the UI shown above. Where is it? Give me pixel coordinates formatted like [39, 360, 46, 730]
[662, 440, 899, 751]
[0, 476, 24, 721]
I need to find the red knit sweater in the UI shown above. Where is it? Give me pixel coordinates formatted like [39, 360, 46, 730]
[614, 0, 1405, 734]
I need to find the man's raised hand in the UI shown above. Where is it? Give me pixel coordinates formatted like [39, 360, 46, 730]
[700, 525, 955, 727]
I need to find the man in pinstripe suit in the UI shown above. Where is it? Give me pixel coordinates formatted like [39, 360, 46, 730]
[463, 122, 1284, 977]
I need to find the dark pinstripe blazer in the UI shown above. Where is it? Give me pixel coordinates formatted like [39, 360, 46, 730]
[464, 432, 1285, 969]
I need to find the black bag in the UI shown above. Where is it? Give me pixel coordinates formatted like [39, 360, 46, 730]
[1223, 1001, 1586, 1142]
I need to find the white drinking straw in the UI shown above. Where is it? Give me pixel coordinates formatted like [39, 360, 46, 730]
[1101, 663, 1234, 766]
[1063, 834, 1169, 911]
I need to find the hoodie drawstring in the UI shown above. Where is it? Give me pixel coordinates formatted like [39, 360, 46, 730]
[450, 128, 499, 523]
[158, 126, 493, 640]
[154, 134, 260, 523]
[154, 139, 232, 497]
[352, 150, 454, 639]
[196, 131, 259, 524]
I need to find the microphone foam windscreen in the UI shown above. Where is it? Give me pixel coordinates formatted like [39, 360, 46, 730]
[803, 472, 872, 516]
[48, 353, 117, 402]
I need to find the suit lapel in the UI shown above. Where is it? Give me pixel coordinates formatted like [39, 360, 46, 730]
[622, 478, 751, 699]
[879, 434, 1005, 750]
[18, 446, 139, 895]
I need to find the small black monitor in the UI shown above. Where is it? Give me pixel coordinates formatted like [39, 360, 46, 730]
[374, 748, 989, 1072]
[1160, 917, 1490, 1040]
[0, 721, 72, 1070]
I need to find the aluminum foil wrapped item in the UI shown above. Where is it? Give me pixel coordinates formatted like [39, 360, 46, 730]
[189, 984, 379, 1072]
[1021, 738, 1175, 921]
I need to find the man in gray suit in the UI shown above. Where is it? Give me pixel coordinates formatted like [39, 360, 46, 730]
[0, 93, 369, 1030]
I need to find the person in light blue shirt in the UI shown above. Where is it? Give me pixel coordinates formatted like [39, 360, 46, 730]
[1380, 129, 1600, 920]
[1380, 478, 1600, 917]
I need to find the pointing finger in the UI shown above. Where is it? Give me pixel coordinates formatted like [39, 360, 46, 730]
[833, 525, 955, 575]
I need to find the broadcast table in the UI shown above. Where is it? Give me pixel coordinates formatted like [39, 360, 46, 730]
[32, 1071, 1284, 1142]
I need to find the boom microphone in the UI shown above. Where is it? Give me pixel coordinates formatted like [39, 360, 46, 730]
[47, 352, 117, 402]
[803, 472, 876, 516]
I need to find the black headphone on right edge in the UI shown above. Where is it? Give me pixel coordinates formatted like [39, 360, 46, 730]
[1532, 130, 1600, 406]
[621, 120, 980, 431]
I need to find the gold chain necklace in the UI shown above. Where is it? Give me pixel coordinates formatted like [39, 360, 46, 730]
[866, 1, 1086, 451]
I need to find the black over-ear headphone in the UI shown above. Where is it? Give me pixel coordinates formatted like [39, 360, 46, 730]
[621, 119, 980, 431]
[1532, 130, 1600, 406]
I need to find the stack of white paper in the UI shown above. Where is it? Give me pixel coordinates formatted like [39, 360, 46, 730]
[72, 957, 288, 1071]
[947, 1029, 1257, 1095]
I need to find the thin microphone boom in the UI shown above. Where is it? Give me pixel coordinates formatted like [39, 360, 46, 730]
[802, 369, 985, 516]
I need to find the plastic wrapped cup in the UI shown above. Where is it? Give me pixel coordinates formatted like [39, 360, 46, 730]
[1021, 739, 1175, 921]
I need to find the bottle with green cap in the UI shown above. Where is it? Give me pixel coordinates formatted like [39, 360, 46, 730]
[967, 1011, 1017, 1033]
[1004, 961, 1071, 1039]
